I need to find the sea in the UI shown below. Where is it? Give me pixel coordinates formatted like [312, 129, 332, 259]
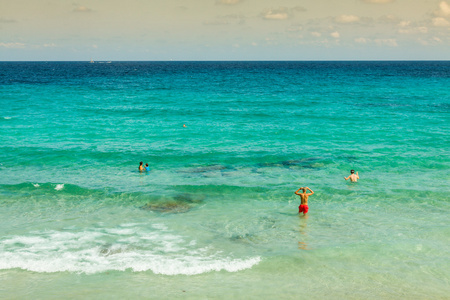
[0, 61, 449, 299]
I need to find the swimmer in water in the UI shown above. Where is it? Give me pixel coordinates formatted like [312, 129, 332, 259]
[344, 170, 359, 182]
[145, 163, 150, 171]
[139, 161, 144, 172]
[294, 187, 314, 215]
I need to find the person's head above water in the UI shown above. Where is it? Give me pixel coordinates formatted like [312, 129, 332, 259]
[145, 163, 148, 167]
[140, 162, 143, 166]
[351, 170, 355, 174]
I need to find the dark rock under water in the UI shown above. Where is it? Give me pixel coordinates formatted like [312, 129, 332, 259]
[140, 193, 205, 213]
[99, 245, 125, 256]
[173, 193, 205, 203]
[141, 201, 192, 213]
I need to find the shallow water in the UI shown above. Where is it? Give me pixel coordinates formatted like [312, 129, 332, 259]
[0, 61, 449, 299]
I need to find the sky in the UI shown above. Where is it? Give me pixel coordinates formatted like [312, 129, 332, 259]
[0, 0, 449, 61]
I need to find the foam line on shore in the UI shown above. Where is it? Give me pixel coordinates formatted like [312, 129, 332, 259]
[0, 227, 261, 275]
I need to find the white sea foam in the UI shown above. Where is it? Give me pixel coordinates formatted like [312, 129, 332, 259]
[3, 117, 12, 120]
[55, 184, 64, 190]
[0, 227, 261, 275]
[32, 183, 40, 187]
[2, 235, 47, 246]
[105, 228, 136, 235]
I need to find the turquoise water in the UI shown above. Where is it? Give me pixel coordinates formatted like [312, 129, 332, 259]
[0, 61, 449, 299]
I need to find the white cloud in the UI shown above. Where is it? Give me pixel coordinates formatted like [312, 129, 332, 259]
[0, 42, 25, 48]
[398, 29, 409, 34]
[362, 0, 394, 3]
[435, 1, 450, 17]
[400, 27, 428, 34]
[397, 21, 428, 34]
[262, 8, 289, 20]
[379, 15, 400, 23]
[43, 43, 57, 48]
[354, 38, 399, 46]
[264, 37, 278, 45]
[261, 6, 305, 20]
[355, 37, 370, 44]
[374, 39, 398, 47]
[216, 0, 242, 5]
[73, 6, 92, 13]
[432, 17, 450, 26]
[330, 31, 340, 38]
[418, 37, 443, 46]
[335, 15, 360, 23]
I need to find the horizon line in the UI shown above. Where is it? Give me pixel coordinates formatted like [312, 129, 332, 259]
[1, 59, 449, 62]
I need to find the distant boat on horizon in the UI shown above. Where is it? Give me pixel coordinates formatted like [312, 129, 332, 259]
[90, 59, 94, 63]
